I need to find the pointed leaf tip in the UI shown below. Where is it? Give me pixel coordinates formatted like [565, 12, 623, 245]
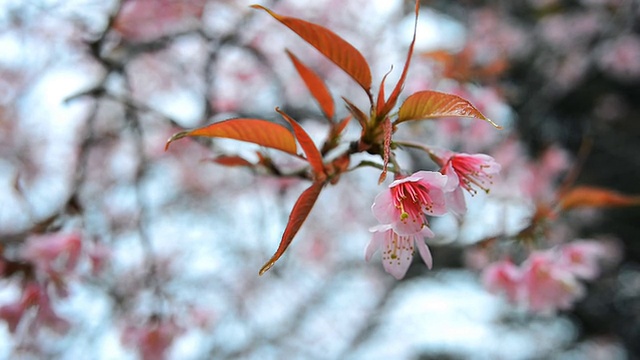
[286, 50, 335, 120]
[396, 90, 502, 129]
[165, 131, 189, 151]
[259, 181, 324, 275]
[164, 119, 298, 155]
[253, 4, 372, 93]
[560, 186, 640, 211]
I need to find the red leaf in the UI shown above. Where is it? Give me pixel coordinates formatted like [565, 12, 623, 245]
[252, 5, 372, 93]
[395, 90, 502, 128]
[343, 97, 369, 130]
[276, 108, 326, 180]
[259, 181, 324, 275]
[334, 115, 351, 136]
[560, 186, 640, 211]
[286, 50, 335, 120]
[205, 155, 253, 167]
[377, 0, 419, 118]
[375, 67, 392, 116]
[165, 119, 298, 154]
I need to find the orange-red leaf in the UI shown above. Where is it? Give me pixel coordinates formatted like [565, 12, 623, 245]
[343, 97, 369, 130]
[252, 5, 372, 93]
[206, 155, 253, 167]
[334, 115, 351, 136]
[560, 186, 640, 211]
[259, 181, 324, 275]
[276, 108, 326, 180]
[378, 0, 419, 118]
[165, 119, 298, 154]
[286, 50, 335, 120]
[395, 90, 502, 128]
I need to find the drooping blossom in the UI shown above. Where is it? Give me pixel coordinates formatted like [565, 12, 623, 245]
[366, 224, 434, 279]
[521, 251, 585, 314]
[371, 171, 453, 236]
[437, 150, 501, 215]
[481, 259, 522, 303]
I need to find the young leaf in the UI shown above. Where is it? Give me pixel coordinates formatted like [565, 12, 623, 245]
[334, 115, 352, 136]
[165, 119, 298, 154]
[395, 90, 502, 128]
[560, 186, 640, 211]
[252, 5, 372, 93]
[259, 181, 324, 275]
[276, 108, 326, 180]
[205, 155, 254, 167]
[377, 0, 419, 118]
[286, 50, 335, 120]
[375, 67, 392, 116]
[343, 97, 369, 130]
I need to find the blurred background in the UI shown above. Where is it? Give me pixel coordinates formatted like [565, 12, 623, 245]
[0, 0, 639, 359]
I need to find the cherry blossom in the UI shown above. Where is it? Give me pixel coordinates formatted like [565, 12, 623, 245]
[366, 224, 434, 280]
[438, 151, 501, 215]
[371, 171, 453, 236]
[558, 240, 608, 280]
[481, 259, 522, 304]
[121, 318, 184, 360]
[521, 251, 585, 314]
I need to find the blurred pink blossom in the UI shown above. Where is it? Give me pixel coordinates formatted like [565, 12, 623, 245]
[0, 303, 24, 334]
[371, 171, 453, 236]
[0, 283, 70, 335]
[598, 35, 640, 81]
[558, 240, 608, 280]
[21, 232, 82, 277]
[482, 259, 522, 303]
[121, 318, 184, 360]
[366, 224, 433, 280]
[114, 0, 206, 42]
[521, 251, 585, 314]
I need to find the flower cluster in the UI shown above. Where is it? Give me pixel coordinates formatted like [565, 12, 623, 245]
[366, 153, 501, 279]
[481, 240, 611, 314]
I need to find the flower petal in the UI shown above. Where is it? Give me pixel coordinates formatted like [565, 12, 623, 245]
[447, 187, 467, 216]
[365, 225, 387, 261]
[371, 190, 397, 225]
[415, 237, 433, 269]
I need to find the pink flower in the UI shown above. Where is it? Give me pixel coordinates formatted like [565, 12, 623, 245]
[371, 171, 452, 235]
[521, 251, 585, 314]
[21, 232, 82, 275]
[439, 151, 501, 215]
[122, 318, 183, 360]
[0, 303, 25, 334]
[481, 259, 522, 303]
[365, 224, 434, 279]
[558, 240, 607, 280]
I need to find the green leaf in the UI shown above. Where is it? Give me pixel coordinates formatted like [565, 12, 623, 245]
[396, 90, 502, 128]
[165, 119, 298, 155]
